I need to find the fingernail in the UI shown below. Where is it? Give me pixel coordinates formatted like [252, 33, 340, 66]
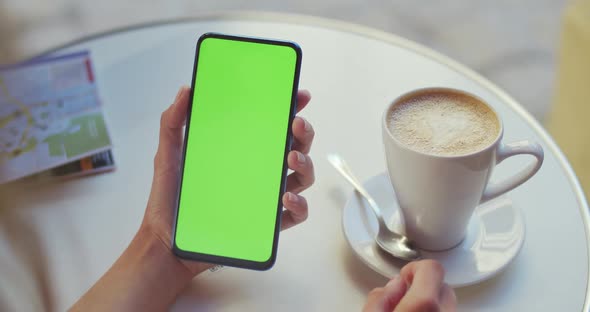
[386, 276, 402, 289]
[287, 192, 298, 203]
[296, 152, 306, 164]
[303, 118, 311, 132]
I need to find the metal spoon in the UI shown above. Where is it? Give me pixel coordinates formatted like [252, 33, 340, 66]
[327, 153, 421, 261]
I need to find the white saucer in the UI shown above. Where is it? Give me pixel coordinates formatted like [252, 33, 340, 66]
[342, 172, 525, 288]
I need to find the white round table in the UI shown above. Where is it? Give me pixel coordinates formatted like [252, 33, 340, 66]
[1, 13, 588, 311]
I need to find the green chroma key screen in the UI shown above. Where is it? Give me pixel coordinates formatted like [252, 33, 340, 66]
[173, 33, 301, 269]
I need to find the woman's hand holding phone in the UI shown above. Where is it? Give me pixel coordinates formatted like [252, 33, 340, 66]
[144, 86, 315, 276]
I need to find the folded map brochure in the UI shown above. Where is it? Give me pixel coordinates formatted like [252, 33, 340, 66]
[38, 150, 115, 181]
[0, 51, 114, 184]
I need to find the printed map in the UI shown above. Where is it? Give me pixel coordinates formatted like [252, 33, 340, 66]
[0, 52, 111, 183]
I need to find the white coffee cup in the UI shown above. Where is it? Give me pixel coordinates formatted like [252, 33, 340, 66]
[382, 87, 544, 251]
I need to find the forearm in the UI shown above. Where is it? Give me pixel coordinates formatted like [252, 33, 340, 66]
[70, 227, 193, 312]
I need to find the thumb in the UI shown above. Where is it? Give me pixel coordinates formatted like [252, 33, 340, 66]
[149, 86, 190, 207]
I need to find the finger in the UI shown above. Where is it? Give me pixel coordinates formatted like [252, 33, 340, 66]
[295, 89, 311, 113]
[150, 86, 191, 203]
[381, 276, 407, 311]
[400, 260, 445, 295]
[363, 276, 407, 312]
[280, 192, 308, 230]
[285, 151, 315, 194]
[291, 117, 315, 154]
[167, 86, 191, 128]
[440, 284, 457, 312]
[155, 86, 190, 171]
[362, 288, 385, 312]
[397, 260, 446, 311]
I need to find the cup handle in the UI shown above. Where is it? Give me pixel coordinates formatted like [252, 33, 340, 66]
[481, 140, 544, 203]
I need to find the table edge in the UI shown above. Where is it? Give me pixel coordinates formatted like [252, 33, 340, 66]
[27, 11, 590, 310]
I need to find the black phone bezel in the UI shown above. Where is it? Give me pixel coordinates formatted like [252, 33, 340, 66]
[171, 32, 302, 271]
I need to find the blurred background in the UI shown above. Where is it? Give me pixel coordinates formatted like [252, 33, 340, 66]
[0, 0, 566, 122]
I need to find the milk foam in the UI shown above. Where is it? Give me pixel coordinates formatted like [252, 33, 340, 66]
[388, 94, 499, 156]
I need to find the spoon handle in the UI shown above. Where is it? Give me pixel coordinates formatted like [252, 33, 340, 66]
[327, 154, 388, 228]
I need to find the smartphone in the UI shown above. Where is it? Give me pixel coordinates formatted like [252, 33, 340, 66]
[172, 33, 302, 270]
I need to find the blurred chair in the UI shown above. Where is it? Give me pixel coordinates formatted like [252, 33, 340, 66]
[548, 0, 590, 199]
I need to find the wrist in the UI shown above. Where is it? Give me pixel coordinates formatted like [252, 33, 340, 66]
[137, 223, 213, 277]
[70, 225, 197, 311]
[131, 226, 195, 293]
